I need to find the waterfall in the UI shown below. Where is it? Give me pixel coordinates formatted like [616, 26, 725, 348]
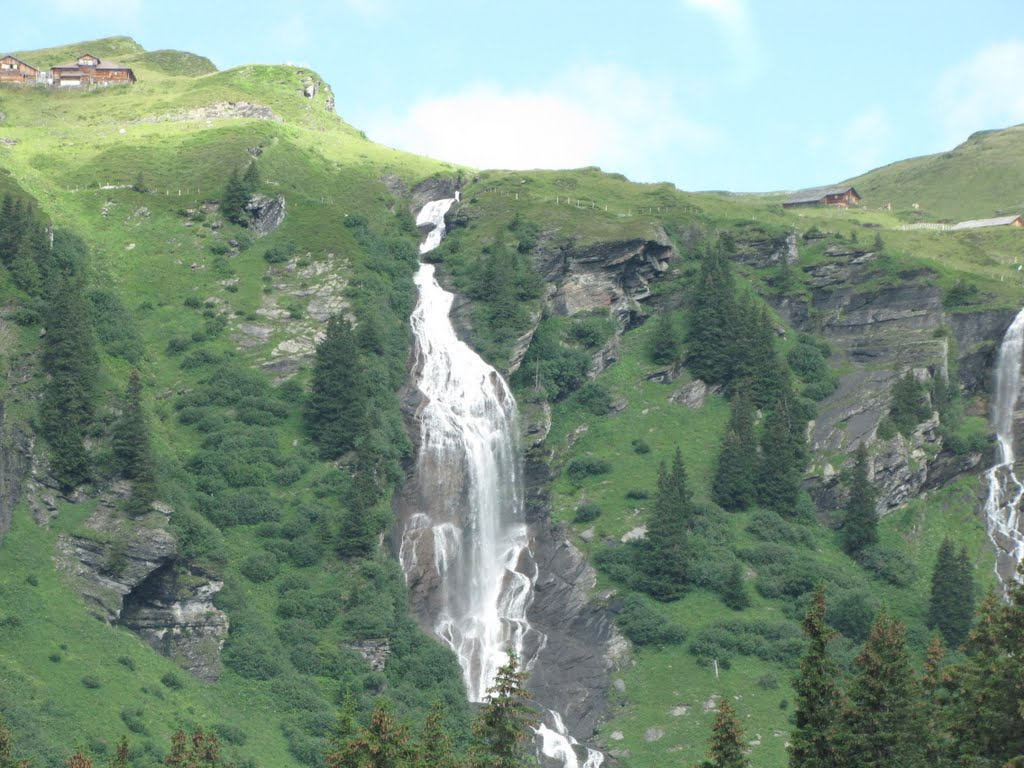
[983, 307, 1024, 586]
[400, 197, 603, 768]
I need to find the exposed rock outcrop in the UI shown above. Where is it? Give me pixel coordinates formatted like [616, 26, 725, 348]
[246, 193, 286, 237]
[136, 101, 282, 124]
[54, 488, 228, 680]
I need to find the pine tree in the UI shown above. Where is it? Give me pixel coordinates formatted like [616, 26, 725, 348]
[242, 160, 260, 196]
[841, 444, 877, 556]
[886, 370, 932, 436]
[470, 649, 536, 768]
[40, 262, 99, 489]
[789, 585, 842, 768]
[220, 168, 250, 226]
[306, 314, 369, 460]
[327, 701, 414, 768]
[639, 447, 694, 601]
[720, 560, 750, 610]
[67, 751, 93, 768]
[706, 699, 749, 768]
[946, 566, 1024, 766]
[927, 538, 974, 647]
[919, 634, 953, 768]
[649, 310, 680, 364]
[110, 737, 130, 768]
[833, 611, 924, 768]
[712, 391, 757, 511]
[729, 293, 783, 408]
[414, 701, 460, 768]
[113, 369, 158, 516]
[164, 728, 227, 768]
[687, 244, 736, 384]
[0, 718, 25, 768]
[756, 390, 806, 516]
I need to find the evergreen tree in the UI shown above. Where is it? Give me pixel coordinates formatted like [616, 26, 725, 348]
[326, 701, 414, 768]
[886, 370, 932, 437]
[720, 560, 750, 610]
[39, 258, 98, 489]
[841, 444, 877, 556]
[164, 728, 228, 768]
[221, 168, 250, 226]
[639, 447, 694, 601]
[242, 160, 260, 196]
[110, 737, 130, 768]
[919, 634, 953, 768]
[470, 649, 536, 768]
[687, 245, 736, 384]
[927, 537, 974, 647]
[833, 611, 924, 768]
[946, 567, 1024, 766]
[729, 292, 783, 408]
[789, 585, 842, 768]
[649, 310, 680, 365]
[756, 390, 807, 516]
[0, 718, 26, 768]
[414, 701, 460, 768]
[712, 391, 757, 511]
[113, 369, 158, 516]
[306, 314, 369, 460]
[706, 700, 749, 768]
[67, 751, 93, 768]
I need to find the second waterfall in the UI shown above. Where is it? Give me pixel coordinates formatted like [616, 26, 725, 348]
[397, 197, 543, 702]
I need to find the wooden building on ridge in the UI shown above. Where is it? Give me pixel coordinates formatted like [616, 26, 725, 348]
[783, 185, 862, 209]
[51, 54, 136, 87]
[0, 55, 43, 84]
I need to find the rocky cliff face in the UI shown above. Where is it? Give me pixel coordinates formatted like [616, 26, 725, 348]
[54, 484, 229, 680]
[764, 241, 1009, 512]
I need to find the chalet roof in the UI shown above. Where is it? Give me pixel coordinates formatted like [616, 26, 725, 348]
[783, 185, 860, 205]
[53, 57, 132, 71]
[950, 215, 1023, 230]
[0, 55, 40, 70]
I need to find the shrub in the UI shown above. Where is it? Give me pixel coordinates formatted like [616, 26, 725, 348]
[160, 671, 183, 690]
[120, 708, 148, 735]
[625, 488, 650, 500]
[688, 620, 803, 667]
[573, 501, 602, 524]
[183, 296, 203, 309]
[575, 381, 613, 415]
[854, 544, 917, 586]
[117, 655, 136, 671]
[567, 456, 612, 483]
[827, 589, 879, 642]
[49, 652, 61, 663]
[758, 674, 779, 690]
[594, 543, 641, 589]
[746, 510, 815, 547]
[240, 550, 280, 583]
[616, 593, 687, 647]
[631, 438, 651, 454]
[263, 245, 291, 264]
[25, 574, 38, 587]
[222, 630, 283, 680]
[213, 723, 248, 746]
[803, 377, 839, 401]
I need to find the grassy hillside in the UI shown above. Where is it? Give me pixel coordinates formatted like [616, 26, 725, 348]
[0, 35, 1022, 768]
[848, 123, 1024, 222]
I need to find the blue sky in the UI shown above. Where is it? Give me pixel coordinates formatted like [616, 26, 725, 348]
[5, 0, 1024, 192]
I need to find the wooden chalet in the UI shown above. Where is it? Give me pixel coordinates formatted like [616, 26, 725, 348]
[0, 55, 42, 85]
[51, 54, 136, 87]
[783, 185, 862, 209]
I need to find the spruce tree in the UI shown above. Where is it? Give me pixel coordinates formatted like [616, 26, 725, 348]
[886, 370, 932, 436]
[414, 701, 459, 768]
[706, 699, 749, 768]
[306, 314, 369, 460]
[927, 538, 974, 647]
[756, 391, 806, 516]
[639, 447, 694, 601]
[470, 649, 536, 768]
[833, 611, 924, 768]
[712, 391, 757, 511]
[841, 444, 877, 556]
[113, 369, 157, 516]
[687, 245, 736, 384]
[220, 168, 250, 225]
[327, 701, 414, 768]
[0, 718, 23, 768]
[789, 585, 841, 768]
[242, 160, 260, 196]
[947, 567, 1024, 766]
[649, 310, 680, 365]
[729, 293, 783, 408]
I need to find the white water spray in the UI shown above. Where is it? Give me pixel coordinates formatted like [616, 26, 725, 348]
[400, 197, 602, 767]
[983, 307, 1024, 586]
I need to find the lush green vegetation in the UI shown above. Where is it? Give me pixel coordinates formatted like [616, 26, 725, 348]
[1, 34, 1022, 768]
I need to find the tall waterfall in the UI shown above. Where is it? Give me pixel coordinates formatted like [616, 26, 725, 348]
[983, 306, 1024, 585]
[400, 197, 603, 768]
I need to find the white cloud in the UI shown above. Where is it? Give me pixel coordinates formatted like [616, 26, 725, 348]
[362, 65, 716, 182]
[680, 0, 761, 82]
[935, 40, 1024, 144]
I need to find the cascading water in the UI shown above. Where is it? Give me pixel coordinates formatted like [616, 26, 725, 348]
[983, 306, 1024, 586]
[399, 197, 602, 768]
